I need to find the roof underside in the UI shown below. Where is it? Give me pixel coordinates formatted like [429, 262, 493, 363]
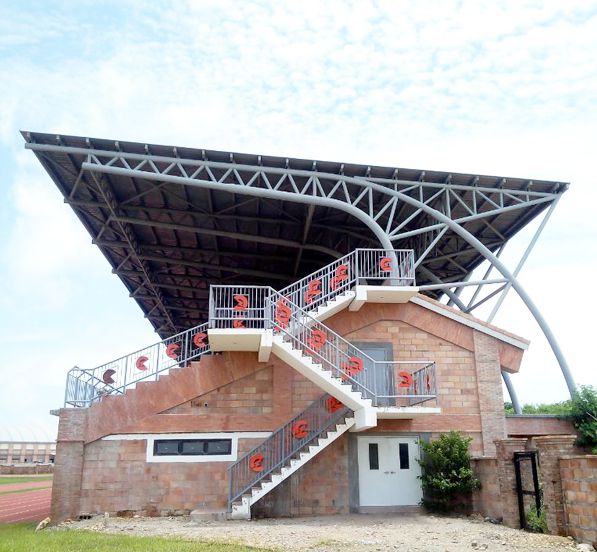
[23, 131, 568, 338]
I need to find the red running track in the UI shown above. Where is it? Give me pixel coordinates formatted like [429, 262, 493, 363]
[0, 480, 52, 493]
[0, 488, 52, 524]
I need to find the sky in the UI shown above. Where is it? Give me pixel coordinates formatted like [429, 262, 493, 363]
[0, 0, 596, 441]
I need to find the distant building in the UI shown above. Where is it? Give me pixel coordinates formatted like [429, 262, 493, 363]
[0, 441, 55, 465]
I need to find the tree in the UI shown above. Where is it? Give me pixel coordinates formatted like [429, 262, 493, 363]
[569, 385, 597, 453]
[504, 401, 572, 415]
[418, 431, 480, 511]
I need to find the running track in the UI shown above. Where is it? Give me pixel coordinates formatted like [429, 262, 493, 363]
[0, 486, 52, 524]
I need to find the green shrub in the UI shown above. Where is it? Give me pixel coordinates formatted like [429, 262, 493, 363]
[569, 385, 597, 454]
[526, 504, 548, 533]
[418, 431, 480, 512]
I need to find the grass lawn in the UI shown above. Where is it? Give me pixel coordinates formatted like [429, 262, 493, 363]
[0, 475, 53, 486]
[0, 523, 276, 552]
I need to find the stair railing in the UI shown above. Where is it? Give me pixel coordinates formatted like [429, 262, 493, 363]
[277, 249, 416, 313]
[206, 285, 438, 408]
[64, 322, 211, 407]
[227, 393, 350, 510]
[65, 248, 419, 408]
[266, 287, 380, 403]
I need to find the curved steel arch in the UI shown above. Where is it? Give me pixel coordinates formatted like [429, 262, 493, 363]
[76, 159, 576, 400]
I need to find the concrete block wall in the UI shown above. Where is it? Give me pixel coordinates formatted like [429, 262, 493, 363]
[51, 408, 88, 521]
[532, 435, 578, 535]
[560, 455, 597, 545]
[471, 457, 502, 520]
[494, 438, 528, 528]
[79, 436, 267, 515]
[472, 331, 506, 456]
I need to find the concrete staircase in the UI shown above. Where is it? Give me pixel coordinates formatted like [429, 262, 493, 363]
[271, 335, 376, 430]
[229, 410, 355, 520]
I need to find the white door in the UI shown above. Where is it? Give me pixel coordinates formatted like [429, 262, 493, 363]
[357, 436, 422, 506]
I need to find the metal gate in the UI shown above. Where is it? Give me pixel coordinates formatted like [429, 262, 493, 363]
[513, 451, 541, 530]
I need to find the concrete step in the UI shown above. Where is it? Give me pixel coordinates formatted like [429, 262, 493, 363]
[190, 509, 228, 522]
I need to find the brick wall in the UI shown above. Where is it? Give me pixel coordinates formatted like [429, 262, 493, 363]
[252, 433, 350, 517]
[53, 298, 523, 520]
[329, 304, 512, 457]
[79, 436, 267, 515]
[506, 416, 575, 437]
[494, 438, 528, 528]
[51, 408, 88, 522]
[472, 331, 506, 456]
[532, 435, 578, 535]
[471, 457, 502, 520]
[164, 366, 274, 416]
[560, 455, 597, 545]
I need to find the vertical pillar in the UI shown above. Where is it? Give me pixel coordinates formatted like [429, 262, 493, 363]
[51, 408, 88, 522]
[532, 435, 577, 535]
[494, 438, 528, 528]
[473, 331, 507, 456]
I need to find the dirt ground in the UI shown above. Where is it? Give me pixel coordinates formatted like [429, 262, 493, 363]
[62, 513, 589, 551]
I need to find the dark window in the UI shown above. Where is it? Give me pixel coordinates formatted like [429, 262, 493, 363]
[369, 443, 379, 470]
[399, 443, 409, 469]
[155, 440, 179, 455]
[154, 439, 232, 456]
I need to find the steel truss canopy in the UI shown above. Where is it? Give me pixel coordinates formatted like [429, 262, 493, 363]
[23, 131, 568, 343]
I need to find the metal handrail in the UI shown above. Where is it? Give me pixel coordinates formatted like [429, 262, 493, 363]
[209, 285, 271, 329]
[65, 248, 421, 408]
[209, 284, 437, 408]
[227, 393, 350, 509]
[276, 249, 416, 313]
[266, 287, 379, 402]
[64, 322, 211, 407]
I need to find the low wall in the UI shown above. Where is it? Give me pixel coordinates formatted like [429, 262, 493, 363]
[560, 455, 597, 545]
[0, 464, 54, 475]
[506, 415, 574, 437]
[471, 457, 502, 520]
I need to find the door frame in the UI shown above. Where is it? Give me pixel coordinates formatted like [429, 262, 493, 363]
[347, 431, 431, 512]
[351, 341, 394, 406]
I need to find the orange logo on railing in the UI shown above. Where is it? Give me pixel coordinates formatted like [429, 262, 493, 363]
[233, 294, 249, 311]
[232, 318, 245, 328]
[380, 257, 392, 271]
[330, 264, 349, 290]
[193, 332, 208, 348]
[249, 453, 264, 472]
[307, 329, 327, 352]
[304, 279, 321, 304]
[165, 343, 180, 359]
[102, 369, 116, 384]
[135, 356, 149, 371]
[326, 397, 344, 413]
[398, 371, 413, 388]
[340, 356, 364, 380]
[292, 420, 309, 439]
[275, 298, 292, 330]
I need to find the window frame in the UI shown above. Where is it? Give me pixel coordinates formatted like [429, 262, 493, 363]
[153, 438, 233, 457]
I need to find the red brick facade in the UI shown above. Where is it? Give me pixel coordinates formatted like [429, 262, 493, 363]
[52, 297, 528, 521]
[560, 455, 597, 544]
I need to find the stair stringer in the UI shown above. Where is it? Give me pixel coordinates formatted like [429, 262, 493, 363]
[271, 336, 376, 431]
[229, 416, 355, 520]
